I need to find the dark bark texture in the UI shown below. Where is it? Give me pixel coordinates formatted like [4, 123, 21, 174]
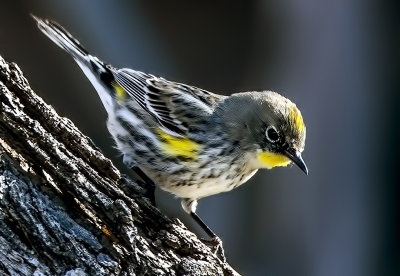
[0, 55, 239, 276]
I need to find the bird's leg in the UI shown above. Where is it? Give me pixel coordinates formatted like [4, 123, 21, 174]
[131, 166, 156, 206]
[190, 211, 226, 262]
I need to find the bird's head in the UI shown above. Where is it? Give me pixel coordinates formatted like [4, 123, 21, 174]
[216, 91, 308, 175]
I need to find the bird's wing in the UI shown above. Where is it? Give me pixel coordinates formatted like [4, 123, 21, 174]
[112, 68, 223, 136]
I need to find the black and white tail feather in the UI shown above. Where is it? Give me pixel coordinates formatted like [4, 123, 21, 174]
[32, 15, 221, 138]
[32, 15, 118, 114]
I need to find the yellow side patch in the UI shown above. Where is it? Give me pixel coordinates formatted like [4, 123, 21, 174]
[289, 106, 305, 134]
[257, 151, 291, 169]
[156, 129, 200, 160]
[111, 81, 127, 101]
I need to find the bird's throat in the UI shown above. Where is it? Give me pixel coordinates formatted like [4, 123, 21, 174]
[256, 151, 291, 169]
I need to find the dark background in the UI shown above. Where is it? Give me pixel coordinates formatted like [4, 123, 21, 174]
[0, 1, 398, 275]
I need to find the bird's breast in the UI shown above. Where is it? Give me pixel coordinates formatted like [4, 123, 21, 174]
[144, 156, 258, 200]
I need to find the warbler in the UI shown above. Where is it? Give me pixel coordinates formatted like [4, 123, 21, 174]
[33, 16, 308, 247]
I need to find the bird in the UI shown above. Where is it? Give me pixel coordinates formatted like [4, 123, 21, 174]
[33, 15, 308, 255]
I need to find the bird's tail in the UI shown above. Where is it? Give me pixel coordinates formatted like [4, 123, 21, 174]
[32, 15, 89, 62]
[32, 15, 115, 113]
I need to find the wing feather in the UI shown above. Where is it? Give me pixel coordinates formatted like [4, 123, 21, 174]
[111, 68, 223, 136]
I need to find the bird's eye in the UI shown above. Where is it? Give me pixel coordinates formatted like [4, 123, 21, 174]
[266, 126, 279, 143]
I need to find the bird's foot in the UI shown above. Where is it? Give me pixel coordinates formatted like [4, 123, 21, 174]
[201, 235, 226, 263]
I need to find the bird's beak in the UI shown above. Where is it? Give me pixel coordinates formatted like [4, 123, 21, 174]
[284, 149, 308, 175]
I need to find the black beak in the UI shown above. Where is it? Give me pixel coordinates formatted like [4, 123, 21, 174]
[284, 149, 308, 175]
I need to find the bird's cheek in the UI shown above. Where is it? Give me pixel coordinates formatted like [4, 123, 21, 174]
[256, 151, 291, 169]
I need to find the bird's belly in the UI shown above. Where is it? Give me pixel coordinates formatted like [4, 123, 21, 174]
[143, 167, 258, 199]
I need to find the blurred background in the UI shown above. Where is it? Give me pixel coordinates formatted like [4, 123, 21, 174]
[0, 1, 398, 275]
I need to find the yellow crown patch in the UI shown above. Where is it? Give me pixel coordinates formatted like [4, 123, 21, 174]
[289, 106, 305, 134]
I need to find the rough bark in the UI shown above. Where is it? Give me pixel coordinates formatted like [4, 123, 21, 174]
[0, 55, 239, 276]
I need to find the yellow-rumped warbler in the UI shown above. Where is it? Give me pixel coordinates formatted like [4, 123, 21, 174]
[33, 16, 308, 249]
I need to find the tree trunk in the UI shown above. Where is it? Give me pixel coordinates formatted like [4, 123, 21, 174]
[0, 55, 239, 276]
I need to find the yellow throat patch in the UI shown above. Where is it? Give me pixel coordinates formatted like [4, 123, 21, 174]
[156, 129, 200, 160]
[257, 151, 291, 169]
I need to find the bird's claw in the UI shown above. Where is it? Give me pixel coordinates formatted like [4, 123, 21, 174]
[201, 236, 226, 262]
